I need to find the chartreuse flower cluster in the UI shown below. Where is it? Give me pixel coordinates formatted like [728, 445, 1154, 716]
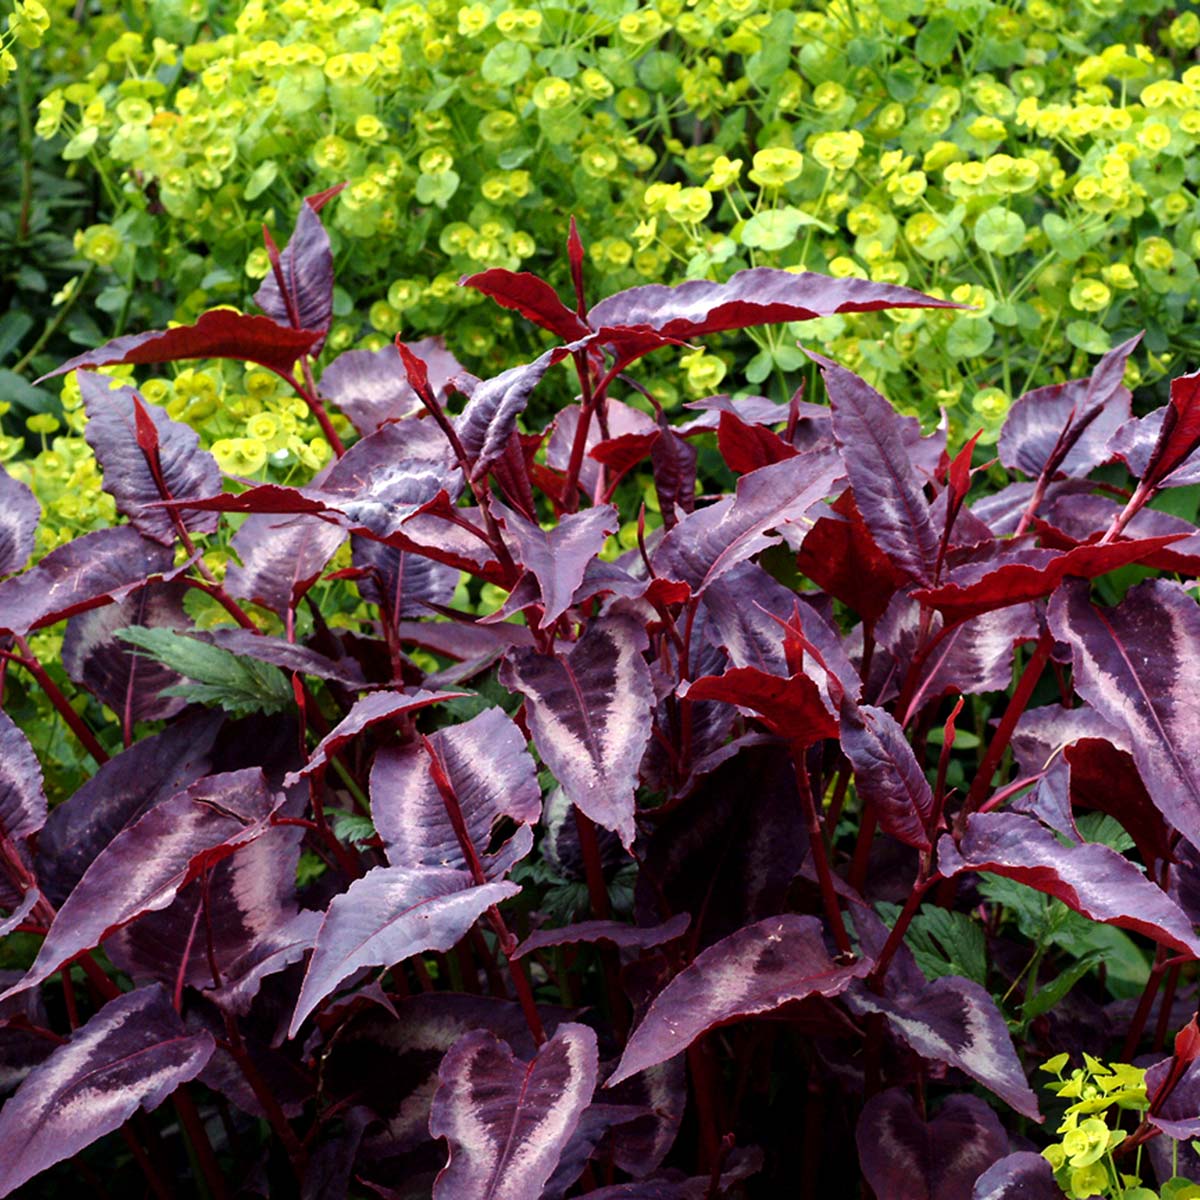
[22, 0, 1200, 438]
[0, 0, 48, 85]
[1038, 1053, 1199, 1200]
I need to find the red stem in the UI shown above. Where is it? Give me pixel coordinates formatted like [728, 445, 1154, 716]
[793, 747, 853, 957]
[10, 636, 109, 763]
[172, 1088, 230, 1200]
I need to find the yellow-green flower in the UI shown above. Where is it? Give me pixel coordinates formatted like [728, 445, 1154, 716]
[748, 147, 804, 188]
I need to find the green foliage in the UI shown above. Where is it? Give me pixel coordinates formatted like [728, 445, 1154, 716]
[117, 624, 295, 716]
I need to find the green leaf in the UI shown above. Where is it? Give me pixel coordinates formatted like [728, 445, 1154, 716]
[915, 15, 958, 66]
[1021, 950, 1104, 1019]
[1066, 320, 1111, 355]
[944, 315, 995, 358]
[332, 812, 376, 847]
[1043, 213, 1090, 263]
[748, 11, 796, 86]
[481, 41, 532, 86]
[1075, 812, 1134, 854]
[415, 170, 460, 208]
[0, 369, 55, 414]
[117, 627, 294, 718]
[904, 906, 989, 985]
[0, 311, 34, 364]
[974, 207, 1026, 256]
[244, 161, 279, 201]
[740, 207, 832, 251]
[62, 126, 99, 161]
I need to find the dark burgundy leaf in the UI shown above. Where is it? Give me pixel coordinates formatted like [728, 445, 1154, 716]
[680, 666, 838, 745]
[841, 702, 933, 851]
[587, 269, 957, 341]
[205, 908, 324, 1016]
[0, 466, 38, 577]
[320, 339, 470, 437]
[500, 614, 653, 849]
[607, 915, 869, 1086]
[846, 975, 1040, 1119]
[997, 335, 1139, 479]
[61, 580, 191, 723]
[0, 986, 214, 1197]
[40, 309, 322, 383]
[650, 415, 697, 529]
[542, 1103, 652, 1200]
[429, 1023, 598, 1200]
[513, 914, 690, 959]
[288, 866, 518, 1035]
[255, 200, 335, 350]
[370, 706, 541, 878]
[605, 1057, 687, 1179]
[0, 710, 45, 847]
[589, 430, 662, 484]
[937, 810, 1200, 956]
[653, 448, 842, 593]
[461, 269, 590, 343]
[226, 512, 347, 616]
[796, 490, 909, 624]
[3, 769, 282, 1001]
[1110, 406, 1200, 488]
[493, 501, 617, 628]
[456, 349, 569, 480]
[913, 536, 1181, 624]
[394, 618, 534, 663]
[970, 1153, 1060, 1200]
[1143, 368, 1200, 489]
[1145, 1057, 1200, 1139]
[79, 372, 221, 545]
[635, 745, 806, 948]
[1010, 703, 1128, 776]
[352, 536, 460, 624]
[812, 353, 940, 583]
[1049, 578, 1200, 852]
[287, 689, 466, 782]
[0, 526, 175, 636]
[548, 402, 657, 500]
[103, 816, 309, 999]
[0, 891, 40, 939]
[717, 409, 798, 475]
[322, 993, 575, 1151]
[35, 711, 223, 906]
[857, 1088, 1007, 1200]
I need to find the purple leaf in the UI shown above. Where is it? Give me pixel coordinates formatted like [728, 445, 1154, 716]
[513, 914, 690, 959]
[605, 1057, 687, 1179]
[461, 269, 591, 343]
[35, 711, 223, 906]
[255, 200, 336, 351]
[1049, 578, 1200, 852]
[0, 985, 214, 1198]
[225, 512, 347, 616]
[857, 1088, 1008, 1200]
[288, 865, 518, 1036]
[841, 702, 933, 851]
[650, 416, 697, 528]
[998, 335, 1140, 480]
[971, 1153, 1061, 1200]
[913, 536, 1181, 624]
[456, 349, 569, 480]
[320, 338, 470, 437]
[1142, 368, 1200, 489]
[102, 816, 308, 1001]
[813, 353, 940, 583]
[547, 400, 658, 499]
[0, 710, 46, 847]
[61, 580, 192, 723]
[0, 526, 175, 636]
[653, 448, 842, 593]
[587, 269, 957, 341]
[937, 810, 1200, 956]
[429, 1023, 598, 1200]
[1110, 407, 1200, 488]
[351, 536, 460, 624]
[846, 975, 1040, 1119]
[542, 1103, 654, 1200]
[78, 373, 221, 545]
[3, 769, 282, 1001]
[39, 309, 323, 383]
[0, 466, 38, 577]
[607, 915, 869, 1087]
[370, 706, 541, 878]
[1145, 1057, 1200, 1140]
[197, 628, 366, 688]
[287, 689, 467, 782]
[500, 615, 653, 850]
[493, 501, 618, 628]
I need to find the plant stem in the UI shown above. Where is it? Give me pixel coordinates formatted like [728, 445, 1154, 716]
[793, 747, 852, 957]
[10, 636, 109, 763]
[11, 265, 96, 376]
[172, 1088, 229, 1200]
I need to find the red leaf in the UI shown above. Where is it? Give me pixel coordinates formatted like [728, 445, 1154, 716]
[681, 666, 838, 746]
[1144, 368, 1200, 488]
[717, 410, 798, 475]
[40, 309, 323, 383]
[461, 268, 590, 343]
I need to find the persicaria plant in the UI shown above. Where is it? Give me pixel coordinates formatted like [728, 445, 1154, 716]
[4, 195, 1200, 1199]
